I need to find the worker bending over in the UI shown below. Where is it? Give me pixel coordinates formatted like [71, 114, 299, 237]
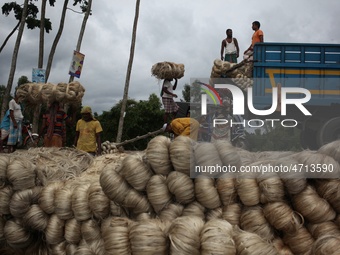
[163, 117, 199, 141]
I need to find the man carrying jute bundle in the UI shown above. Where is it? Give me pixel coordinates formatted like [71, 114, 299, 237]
[39, 101, 73, 147]
[162, 117, 199, 141]
[161, 78, 179, 124]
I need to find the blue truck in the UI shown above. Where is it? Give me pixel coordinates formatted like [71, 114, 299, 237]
[250, 42, 340, 149]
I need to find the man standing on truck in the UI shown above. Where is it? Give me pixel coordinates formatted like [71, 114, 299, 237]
[220, 29, 240, 63]
[244, 21, 264, 58]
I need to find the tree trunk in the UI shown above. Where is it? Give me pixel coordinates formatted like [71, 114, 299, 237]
[38, 0, 47, 69]
[0, 21, 20, 54]
[31, 0, 47, 134]
[68, 0, 92, 83]
[45, 0, 69, 81]
[116, 0, 140, 143]
[1, 0, 29, 120]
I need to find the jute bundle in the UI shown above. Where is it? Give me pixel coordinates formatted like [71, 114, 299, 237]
[151, 61, 185, 80]
[311, 235, 340, 255]
[101, 217, 131, 255]
[168, 216, 204, 255]
[0, 156, 10, 188]
[200, 219, 235, 255]
[129, 219, 169, 255]
[71, 183, 92, 221]
[45, 214, 65, 245]
[7, 157, 36, 191]
[3, 218, 34, 249]
[292, 185, 336, 223]
[314, 179, 340, 213]
[16, 81, 85, 105]
[182, 201, 206, 220]
[0, 186, 13, 215]
[146, 136, 173, 175]
[233, 226, 279, 255]
[88, 182, 111, 220]
[194, 142, 223, 178]
[222, 203, 241, 225]
[283, 227, 314, 255]
[240, 206, 275, 241]
[276, 158, 307, 195]
[166, 171, 195, 204]
[236, 174, 260, 206]
[81, 219, 101, 244]
[22, 204, 49, 231]
[39, 182, 64, 214]
[159, 203, 184, 222]
[263, 202, 303, 234]
[194, 177, 221, 209]
[10, 187, 41, 218]
[146, 174, 172, 213]
[257, 172, 286, 203]
[64, 218, 82, 245]
[100, 165, 130, 203]
[54, 183, 75, 220]
[216, 177, 237, 205]
[214, 140, 242, 169]
[119, 154, 153, 191]
[293, 150, 340, 178]
[121, 189, 153, 215]
[307, 221, 340, 240]
[169, 135, 195, 176]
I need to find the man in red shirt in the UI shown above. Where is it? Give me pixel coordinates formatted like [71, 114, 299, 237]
[39, 101, 72, 147]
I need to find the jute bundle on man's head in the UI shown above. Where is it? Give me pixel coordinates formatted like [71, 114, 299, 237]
[16, 81, 85, 105]
[151, 61, 185, 80]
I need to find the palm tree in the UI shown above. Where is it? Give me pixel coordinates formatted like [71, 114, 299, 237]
[116, 0, 141, 143]
[1, 0, 29, 120]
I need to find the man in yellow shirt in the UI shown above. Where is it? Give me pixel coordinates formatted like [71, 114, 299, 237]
[163, 117, 199, 140]
[74, 106, 103, 156]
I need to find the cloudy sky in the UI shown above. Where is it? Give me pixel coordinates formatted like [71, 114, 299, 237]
[1, 0, 339, 114]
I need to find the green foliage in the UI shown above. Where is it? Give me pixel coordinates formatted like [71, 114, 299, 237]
[96, 93, 164, 150]
[1, 1, 52, 33]
[182, 84, 190, 102]
[18, 75, 30, 86]
[245, 124, 303, 152]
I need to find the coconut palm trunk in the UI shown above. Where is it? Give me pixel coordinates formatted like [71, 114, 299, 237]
[46, 0, 69, 81]
[116, 0, 140, 143]
[1, 0, 29, 120]
[68, 0, 92, 83]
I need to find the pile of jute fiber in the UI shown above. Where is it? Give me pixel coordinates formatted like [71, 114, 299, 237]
[211, 59, 254, 91]
[1, 138, 340, 254]
[151, 62, 185, 80]
[16, 81, 85, 105]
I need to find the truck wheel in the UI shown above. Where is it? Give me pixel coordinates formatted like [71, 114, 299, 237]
[300, 129, 318, 150]
[317, 117, 340, 147]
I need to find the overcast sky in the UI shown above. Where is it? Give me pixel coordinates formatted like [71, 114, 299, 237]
[1, 0, 339, 114]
